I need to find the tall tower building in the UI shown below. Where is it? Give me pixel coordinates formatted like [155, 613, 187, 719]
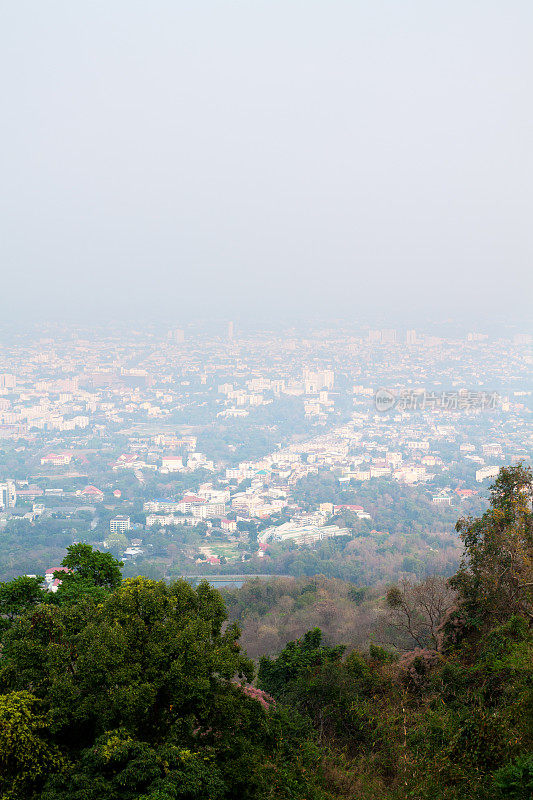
[227, 321, 234, 341]
[167, 329, 184, 343]
[0, 480, 16, 509]
[381, 329, 397, 344]
[406, 329, 417, 345]
[0, 374, 16, 389]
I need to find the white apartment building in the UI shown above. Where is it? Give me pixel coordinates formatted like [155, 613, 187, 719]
[370, 466, 392, 478]
[198, 487, 230, 503]
[476, 466, 500, 483]
[302, 369, 334, 394]
[144, 499, 181, 513]
[110, 515, 131, 533]
[0, 480, 16, 509]
[146, 513, 184, 527]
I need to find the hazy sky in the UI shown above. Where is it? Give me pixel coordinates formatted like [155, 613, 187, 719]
[1, 1, 531, 324]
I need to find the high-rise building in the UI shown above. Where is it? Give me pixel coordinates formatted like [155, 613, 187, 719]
[406, 329, 417, 345]
[381, 329, 397, 344]
[167, 328, 185, 343]
[322, 370, 334, 390]
[513, 333, 532, 346]
[367, 329, 398, 344]
[303, 369, 334, 393]
[110, 515, 131, 533]
[0, 374, 16, 389]
[0, 480, 16, 509]
[227, 321, 234, 341]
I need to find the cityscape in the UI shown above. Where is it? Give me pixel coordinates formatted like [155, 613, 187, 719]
[1, 321, 530, 587]
[1, 2, 531, 797]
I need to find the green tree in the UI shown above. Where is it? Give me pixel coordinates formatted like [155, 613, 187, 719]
[0, 691, 65, 798]
[258, 628, 344, 700]
[450, 464, 533, 627]
[0, 575, 45, 624]
[57, 543, 123, 589]
[0, 575, 328, 799]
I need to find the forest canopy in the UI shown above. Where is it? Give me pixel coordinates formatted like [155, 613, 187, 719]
[0, 465, 531, 799]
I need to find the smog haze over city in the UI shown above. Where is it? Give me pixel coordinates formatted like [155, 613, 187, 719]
[1, 1, 532, 326]
[0, 5, 532, 800]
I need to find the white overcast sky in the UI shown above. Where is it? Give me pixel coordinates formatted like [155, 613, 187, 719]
[0, 1, 531, 325]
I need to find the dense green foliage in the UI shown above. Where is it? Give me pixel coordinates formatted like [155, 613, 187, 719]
[257, 465, 533, 799]
[0, 466, 531, 799]
[0, 563, 329, 798]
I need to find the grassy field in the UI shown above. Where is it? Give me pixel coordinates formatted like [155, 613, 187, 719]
[200, 539, 240, 560]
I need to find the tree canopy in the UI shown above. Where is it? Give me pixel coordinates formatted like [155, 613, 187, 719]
[450, 463, 533, 628]
[0, 575, 328, 799]
[0, 466, 531, 799]
[57, 542, 123, 589]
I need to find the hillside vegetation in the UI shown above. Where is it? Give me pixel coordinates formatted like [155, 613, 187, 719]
[0, 465, 531, 799]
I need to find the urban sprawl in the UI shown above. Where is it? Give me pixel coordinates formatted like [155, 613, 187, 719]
[0, 323, 531, 588]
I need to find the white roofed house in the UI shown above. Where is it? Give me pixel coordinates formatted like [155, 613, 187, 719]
[113, 454, 141, 470]
[40, 452, 72, 466]
[44, 566, 71, 592]
[186, 452, 214, 471]
[123, 547, 144, 557]
[178, 494, 205, 512]
[160, 455, 184, 473]
[258, 522, 349, 546]
[432, 493, 452, 506]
